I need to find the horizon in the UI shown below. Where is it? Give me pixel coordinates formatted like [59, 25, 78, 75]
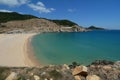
[0, 0, 120, 29]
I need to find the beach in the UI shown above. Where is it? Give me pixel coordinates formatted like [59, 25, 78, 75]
[0, 33, 38, 67]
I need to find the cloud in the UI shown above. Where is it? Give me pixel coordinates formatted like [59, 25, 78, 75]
[28, 2, 55, 13]
[0, 9, 13, 12]
[0, 0, 29, 6]
[68, 9, 74, 12]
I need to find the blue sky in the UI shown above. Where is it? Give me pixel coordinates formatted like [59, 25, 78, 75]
[0, 0, 120, 29]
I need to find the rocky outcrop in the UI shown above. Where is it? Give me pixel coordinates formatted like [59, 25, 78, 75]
[0, 60, 120, 80]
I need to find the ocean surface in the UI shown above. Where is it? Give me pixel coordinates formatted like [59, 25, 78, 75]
[31, 30, 120, 65]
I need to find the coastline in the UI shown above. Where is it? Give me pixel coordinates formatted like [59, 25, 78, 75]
[0, 33, 41, 67]
[24, 33, 42, 67]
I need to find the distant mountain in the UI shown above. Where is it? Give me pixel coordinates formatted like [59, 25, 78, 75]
[0, 12, 86, 33]
[0, 12, 38, 23]
[87, 26, 105, 30]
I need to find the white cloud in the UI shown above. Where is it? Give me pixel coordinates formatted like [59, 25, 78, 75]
[28, 2, 55, 13]
[68, 9, 74, 12]
[0, 0, 29, 6]
[0, 9, 13, 12]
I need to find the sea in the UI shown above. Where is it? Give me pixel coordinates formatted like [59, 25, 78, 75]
[31, 30, 120, 65]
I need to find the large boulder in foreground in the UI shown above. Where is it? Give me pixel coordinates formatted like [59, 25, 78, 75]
[72, 65, 88, 77]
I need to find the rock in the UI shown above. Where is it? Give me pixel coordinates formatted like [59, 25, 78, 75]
[91, 60, 114, 65]
[44, 78, 48, 80]
[63, 64, 70, 69]
[34, 75, 40, 80]
[74, 75, 81, 80]
[72, 65, 88, 77]
[41, 72, 46, 76]
[69, 62, 80, 69]
[103, 65, 112, 70]
[50, 78, 53, 80]
[86, 75, 101, 80]
[5, 72, 19, 80]
[30, 73, 34, 76]
[113, 61, 120, 69]
[90, 65, 95, 68]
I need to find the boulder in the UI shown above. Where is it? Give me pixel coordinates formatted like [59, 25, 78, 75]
[63, 64, 70, 69]
[86, 75, 101, 80]
[34, 75, 40, 80]
[5, 72, 19, 80]
[103, 65, 112, 70]
[50, 78, 53, 80]
[72, 65, 88, 77]
[74, 75, 81, 80]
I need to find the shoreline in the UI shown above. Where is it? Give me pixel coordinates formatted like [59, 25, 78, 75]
[25, 33, 42, 67]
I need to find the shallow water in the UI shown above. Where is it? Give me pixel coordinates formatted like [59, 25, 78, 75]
[31, 30, 120, 65]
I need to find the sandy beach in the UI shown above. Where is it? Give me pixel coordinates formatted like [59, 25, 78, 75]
[0, 33, 39, 67]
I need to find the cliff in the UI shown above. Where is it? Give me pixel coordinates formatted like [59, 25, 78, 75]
[0, 12, 86, 33]
[0, 60, 120, 80]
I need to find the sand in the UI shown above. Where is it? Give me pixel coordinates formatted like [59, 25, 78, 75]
[0, 33, 38, 67]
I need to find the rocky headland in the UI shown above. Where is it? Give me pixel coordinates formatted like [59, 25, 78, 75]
[0, 60, 120, 80]
[86, 26, 105, 30]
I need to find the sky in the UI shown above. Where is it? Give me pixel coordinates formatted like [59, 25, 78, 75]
[0, 0, 120, 29]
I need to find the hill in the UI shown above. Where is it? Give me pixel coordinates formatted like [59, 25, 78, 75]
[51, 20, 78, 26]
[87, 26, 105, 30]
[0, 12, 38, 23]
[0, 12, 86, 33]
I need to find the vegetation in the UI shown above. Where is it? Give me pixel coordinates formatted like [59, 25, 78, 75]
[51, 20, 78, 26]
[0, 12, 38, 23]
[0, 12, 78, 27]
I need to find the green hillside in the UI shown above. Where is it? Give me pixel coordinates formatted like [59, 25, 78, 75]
[0, 12, 78, 27]
[51, 20, 78, 26]
[0, 12, 38, 23]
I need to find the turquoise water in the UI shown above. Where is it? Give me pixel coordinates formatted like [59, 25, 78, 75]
[31, 30, 120, 65]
